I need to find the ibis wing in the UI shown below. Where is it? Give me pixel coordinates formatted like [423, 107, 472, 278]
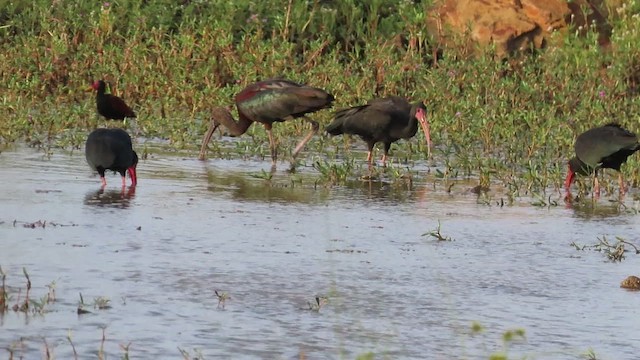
[237, 82, 333, 122]
[575, 125, 639, 167]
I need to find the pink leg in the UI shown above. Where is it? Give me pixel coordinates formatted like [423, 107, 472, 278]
[291, 117, 319, 161]
[594, 176, 600, 198]
[100, 177, 107, 188]
[121, 176, 127, 188]
[619, 173, 627, 196]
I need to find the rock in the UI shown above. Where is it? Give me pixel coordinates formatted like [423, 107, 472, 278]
[620, 275, 640, 290]
[426, 0, 571, 57]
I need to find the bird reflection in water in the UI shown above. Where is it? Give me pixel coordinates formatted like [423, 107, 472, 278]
[84, 186, 136, 208]
[564, 196, 630, 219]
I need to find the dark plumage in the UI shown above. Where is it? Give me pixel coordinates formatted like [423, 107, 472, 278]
[326, 96, 431, 168]
[89, 80, 136, 120]
[85, 128, 138, 187]
[565, 123, 640, 195]
[198, 79, 334, 166]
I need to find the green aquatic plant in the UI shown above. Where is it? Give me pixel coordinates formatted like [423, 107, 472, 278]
[468, 322, 527, 360]
[422, 220, 453, 242]
[214, 289, 230, 309]
[0, 266, 6, 312]
[581, 348, 600, 360]
[571, 235, 640, 262]
[77, 292, 91, 314]
[304, 296, 328, 312]
[67, 330, 79, 360]
[313, 158, 355, 185]
[178, 347, 205, 360]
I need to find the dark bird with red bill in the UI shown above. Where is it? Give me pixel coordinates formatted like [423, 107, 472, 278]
[85, 128, 138, 187]
[565, 123, 640, 197]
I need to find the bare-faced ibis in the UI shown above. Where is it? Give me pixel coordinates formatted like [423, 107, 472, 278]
[89, 80, 136, 120]
[564, 123, 640, 196]
[85, 128, 138, 187]
[198, 79, 334, 167]
[325, 96, 431, 169]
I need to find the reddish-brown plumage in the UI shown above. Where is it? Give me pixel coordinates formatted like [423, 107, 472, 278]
[90, 80, 136, 120]
[199, 79, 334, 167]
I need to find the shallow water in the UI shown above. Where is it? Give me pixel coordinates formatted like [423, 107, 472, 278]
[1, 144, 640, 359]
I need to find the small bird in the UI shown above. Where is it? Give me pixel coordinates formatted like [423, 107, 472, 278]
[198, 79, 334, 167]
[88, 80, 136, 120]
[565, 123, 640, 197]
[325, 96, 431, 169]
[85, 128, 138, 187]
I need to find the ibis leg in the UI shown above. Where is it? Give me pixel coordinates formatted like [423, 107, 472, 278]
[97, 168, 107, 187]
[291, 117, 319, 161]
[266, 127, 277, 165]
[619, 172, 626, 194]
[366, 142, 375, 171]
[381, 143, 391, 167]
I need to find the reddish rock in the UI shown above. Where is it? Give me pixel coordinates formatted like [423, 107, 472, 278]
[621, 275, 640, 290]
[565, 0, 612, 47]
[427, 0, 572, 56]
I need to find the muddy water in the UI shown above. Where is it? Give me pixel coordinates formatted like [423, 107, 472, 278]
[1, 144, 640, 359]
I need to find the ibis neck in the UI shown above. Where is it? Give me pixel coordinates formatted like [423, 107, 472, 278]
[568, 157, 593, 176]
[218, 111, 253, 136]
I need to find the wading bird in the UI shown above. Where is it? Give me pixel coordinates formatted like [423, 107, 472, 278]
[325, 96, 431, 169]
[565, 123, 640, 197]
[198, 79, 334, 167]
[88, 80, 136, 121]
[85, 128, 138, 187]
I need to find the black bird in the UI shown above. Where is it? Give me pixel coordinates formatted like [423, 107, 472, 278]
[325, 96, 431, 169]
[85, 128, 138, 187]
[565, 123, 640, 196]
[198, 79, 334, 166]
[89, 80, 136, 120]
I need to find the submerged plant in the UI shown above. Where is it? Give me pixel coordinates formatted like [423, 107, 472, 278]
[422, 220, 453, 242]
[0, 266, 6, 312]
[313, 158, 355, 185]
[571, 235, 640, 262]
[304, 296, 328, 312]
[77, 293, 91, 314]
[214, 289, 230, 309]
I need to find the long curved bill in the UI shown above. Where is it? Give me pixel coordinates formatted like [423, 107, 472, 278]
[199, 119, 220, 160]
[416, 108, 432, 157]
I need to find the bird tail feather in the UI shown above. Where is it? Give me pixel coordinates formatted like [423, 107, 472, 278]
[325, 118, 344, 135]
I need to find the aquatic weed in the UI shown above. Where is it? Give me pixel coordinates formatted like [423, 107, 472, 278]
[422, 220, 453, 242]
[571, 235, 640, 262]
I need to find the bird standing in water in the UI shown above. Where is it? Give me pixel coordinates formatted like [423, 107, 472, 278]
[198, 79, 334, 168]
[565, 123, 640, 197]
[85, 128, 138, 187]
[325, 96, 431, 169]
